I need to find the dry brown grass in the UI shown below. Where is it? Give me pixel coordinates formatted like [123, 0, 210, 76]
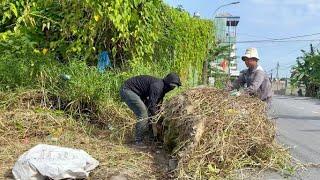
[0, 88, 293, 180]
[162, 87, 292, 179]
[0, 90, 166, 180]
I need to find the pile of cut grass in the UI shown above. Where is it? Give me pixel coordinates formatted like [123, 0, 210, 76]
[162, 87, 292, 179]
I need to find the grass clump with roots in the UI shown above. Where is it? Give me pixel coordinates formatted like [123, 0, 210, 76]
[162, 87, 293, 179]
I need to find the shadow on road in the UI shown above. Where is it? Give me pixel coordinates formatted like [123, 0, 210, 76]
[274, 96, 290, 100]
[276, 115, 320, 120]
[300, 129, 320, 132]
[274, 95, 316, 101]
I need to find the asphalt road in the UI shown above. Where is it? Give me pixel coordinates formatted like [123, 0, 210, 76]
[270, 95, 320, 180]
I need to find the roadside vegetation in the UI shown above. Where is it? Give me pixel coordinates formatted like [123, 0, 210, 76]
[291, 44, 320, 97]
[0, 1, 292, 179]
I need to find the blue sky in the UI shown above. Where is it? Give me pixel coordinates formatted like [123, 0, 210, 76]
[164, 0, 320, 78]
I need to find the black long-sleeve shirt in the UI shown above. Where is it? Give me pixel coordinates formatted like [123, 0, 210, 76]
[122, 74, 180, 116]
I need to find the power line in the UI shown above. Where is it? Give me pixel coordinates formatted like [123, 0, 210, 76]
[237, 42, 307, 49]
[314, 42, 320, 48]
[267, 63, 295, 72]
[224, 32, 320, 44]
[237, 33, 275, 40]
[236, 33, 320, 76]
[222, 39, 320, 44]
[277, 44, 308, 61]
[237, 32, 320, 41]
[266, 43, 320, 73]
[267, 32, 320, 41]
[268, 43, 320, 71]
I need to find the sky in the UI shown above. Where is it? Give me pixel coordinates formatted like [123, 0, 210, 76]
[164, 0, 320, 78]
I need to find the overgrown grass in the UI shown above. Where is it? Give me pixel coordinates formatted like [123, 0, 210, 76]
[0, 92, 161, 179]
[0, 26, 295, 180]
[0, 3, 216, 178]
[0, 37, 183, 145]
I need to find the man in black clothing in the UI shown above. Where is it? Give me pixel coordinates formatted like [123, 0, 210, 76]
[120, 73, 181, 146]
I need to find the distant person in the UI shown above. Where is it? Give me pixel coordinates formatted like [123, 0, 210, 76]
[230, 48, 273, 106]
[298, 88, 303, 96]
[120, 73, 181, 147]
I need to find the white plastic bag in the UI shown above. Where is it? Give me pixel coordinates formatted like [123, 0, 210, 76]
[12, 144, 99, 180]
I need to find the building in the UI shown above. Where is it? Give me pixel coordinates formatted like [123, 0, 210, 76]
[212, 13, 240, 77]
[193, 12, 201, 18]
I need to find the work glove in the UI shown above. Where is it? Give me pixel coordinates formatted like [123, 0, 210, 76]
[230, 90, 241, 97]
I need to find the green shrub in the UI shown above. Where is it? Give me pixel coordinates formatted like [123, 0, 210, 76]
[0, 31, 56, 90]
[0, 1, 216, 117]
[1, 1, 214, 85]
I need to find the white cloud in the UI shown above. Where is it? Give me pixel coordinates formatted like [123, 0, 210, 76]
[247, 0, 320, 26]
[307, 2, 320, 13]
[251, 0, 319, 5]
[250, 0, 320, 12]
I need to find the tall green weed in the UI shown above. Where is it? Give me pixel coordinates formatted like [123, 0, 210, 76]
[0, 31, 56, 90]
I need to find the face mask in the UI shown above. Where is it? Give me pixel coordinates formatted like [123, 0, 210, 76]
[168, 83, 178, 90]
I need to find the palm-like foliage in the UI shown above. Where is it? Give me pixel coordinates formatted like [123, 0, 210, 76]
[291, 45, 320, 97]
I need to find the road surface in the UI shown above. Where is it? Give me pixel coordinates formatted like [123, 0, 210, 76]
[271, 95, 320, 179]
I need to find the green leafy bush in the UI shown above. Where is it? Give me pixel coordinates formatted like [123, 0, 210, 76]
[291, 46, 320, 97]
[0, 1, 215, 116]
[1, 1, 214, 84]
[0, 31, 56, 90]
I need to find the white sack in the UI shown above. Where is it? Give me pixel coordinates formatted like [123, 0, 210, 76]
[12, 144, 99, 180]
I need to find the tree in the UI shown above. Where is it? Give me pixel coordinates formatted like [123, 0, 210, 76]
[291, 44, 320, 97]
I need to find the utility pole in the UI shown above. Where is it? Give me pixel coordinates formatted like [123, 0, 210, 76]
[310, 43, 314, 55]
[285, 76, 288, 95]
[276, 62, 279, 80]
[276, 62, 280, 91]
